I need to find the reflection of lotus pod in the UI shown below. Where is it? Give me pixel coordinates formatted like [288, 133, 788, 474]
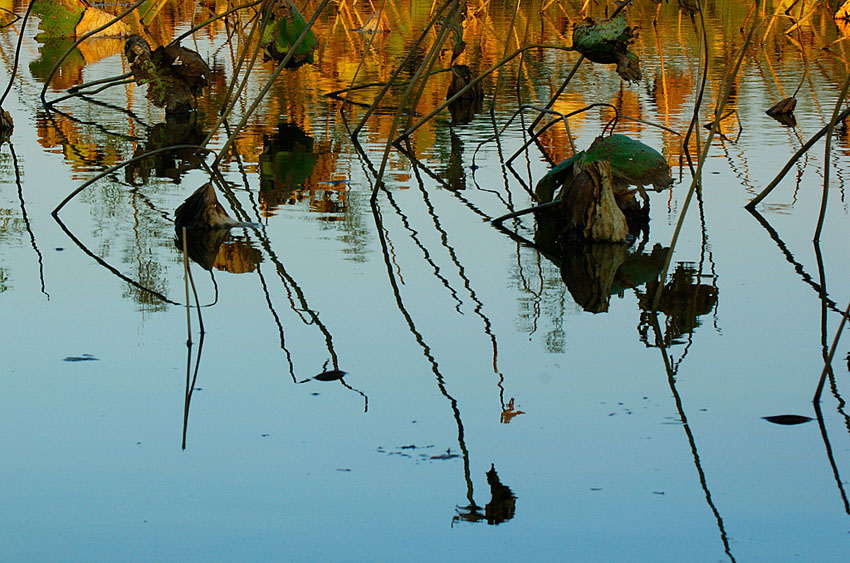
[176, 227, 230, 270]
[261, 0, 318, 69]
[572, 14, 641, 82]
[560, 242, 628, 313]
[213, 240, 262, 274]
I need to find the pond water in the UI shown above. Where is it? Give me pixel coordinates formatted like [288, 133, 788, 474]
[2, 0, 850, 560]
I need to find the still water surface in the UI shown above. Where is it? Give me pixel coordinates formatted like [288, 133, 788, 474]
[2, 0, 850, 560]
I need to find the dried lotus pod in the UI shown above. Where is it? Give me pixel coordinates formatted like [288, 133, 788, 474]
[559, 160, 629, 243]
[175, 183, 240, 230]
[766, 97, 797, 116]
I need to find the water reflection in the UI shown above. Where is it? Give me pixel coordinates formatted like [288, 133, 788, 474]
[637, 262, 719, 347]
[126, 112, 207, 184]
[176, 228, 261, 273]
[453, 464, 517, 526]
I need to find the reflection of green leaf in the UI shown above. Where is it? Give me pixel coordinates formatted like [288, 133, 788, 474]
[30, 38, 84, 83]
[261, 151, 317, 191]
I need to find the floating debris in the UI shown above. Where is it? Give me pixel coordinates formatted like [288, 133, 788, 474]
[430, 448, 460, 460]
[63, 354, 98, 362]
[763, 414, 813, 426]
[766, 97, 797, 127]
[313, 369, 347, 382]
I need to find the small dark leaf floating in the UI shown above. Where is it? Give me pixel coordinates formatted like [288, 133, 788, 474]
[313, 369, 347, 382]
[763, 414, 813, 425]
[63, 354, 98, 362]
[766, 97, 797, 127]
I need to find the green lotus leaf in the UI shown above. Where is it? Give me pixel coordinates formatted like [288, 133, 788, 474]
[577, 134, 672, 192]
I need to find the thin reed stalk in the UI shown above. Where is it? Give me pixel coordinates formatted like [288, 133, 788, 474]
[182, 227, 193, 345]
[746, 105, 850, 209]
[371, 0, 463, 200]
[814, 70, 850, 242]
[338, 0, 390, 111]
[396, 43, 574, 142]
[168, 0, 263, 46]
[351, 0, 452, 138]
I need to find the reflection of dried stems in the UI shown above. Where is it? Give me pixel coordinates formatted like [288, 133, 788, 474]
[652, 12, 758, 310]
[647, 312, 736, 561]
[210, 0, 331, 168]
[814, 71, 850, 241]
[814, 297, 850, 403]
[52, 144, 212, 215]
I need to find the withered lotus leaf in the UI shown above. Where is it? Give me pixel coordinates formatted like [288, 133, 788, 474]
[572, 14, 641, 82]
[125, 35, 210, 113]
